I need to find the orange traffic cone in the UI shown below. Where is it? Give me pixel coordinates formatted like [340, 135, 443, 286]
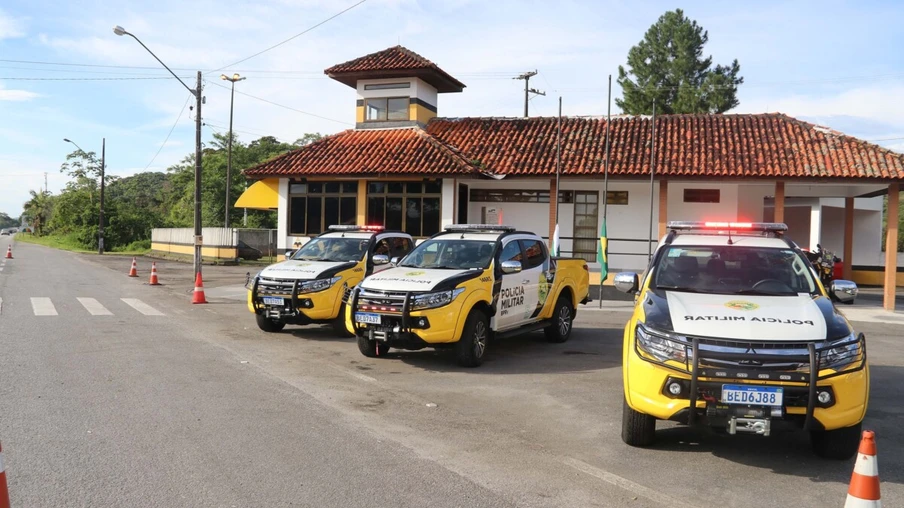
[149, 262, 160, 286]
[844, 430, 881, 507]
[4, 245, 11, 259]
[128, 257, 138, 277]
[0, 441, 10, 508]
[192, 272, 207, 304]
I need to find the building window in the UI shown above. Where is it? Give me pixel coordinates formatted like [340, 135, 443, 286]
[367, 180, 442, 237]
[605, 191, 629, 205]
[684, 188, 720, 203]
[288, 182, 357, 236]
[469, 189, 628, 205]
[364, 82, 411, 91]
[365, 97, 409, 121]
[572, 191, 599, 262]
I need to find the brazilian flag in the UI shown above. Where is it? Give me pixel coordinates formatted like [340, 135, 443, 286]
[597, 220, 608, 280]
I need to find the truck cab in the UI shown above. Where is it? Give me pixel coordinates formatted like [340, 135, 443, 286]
[348, 225, 591, 367]
[247, 225, 414, 335]
[616, 221, 867, 459]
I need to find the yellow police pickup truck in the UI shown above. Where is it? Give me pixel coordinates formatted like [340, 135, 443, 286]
[247, 225, 414, 335]
[347, 225, 591, 367]
[615, 221, 867, 459]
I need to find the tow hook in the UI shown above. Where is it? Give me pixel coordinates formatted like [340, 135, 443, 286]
[728, 416, 771, 437]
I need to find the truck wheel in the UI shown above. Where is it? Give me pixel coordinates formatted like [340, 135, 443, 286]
[331, 303, 354, 337]
[256, 313, 286, 333]
[621, 398, 656, 447]
[810, 422, 862, 459]
[544, 296, 574, 343]
[456, 310, 489, 368]
[357, 336, 390, 358]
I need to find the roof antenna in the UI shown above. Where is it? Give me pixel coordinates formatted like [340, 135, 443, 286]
[727, 226, 734, 245]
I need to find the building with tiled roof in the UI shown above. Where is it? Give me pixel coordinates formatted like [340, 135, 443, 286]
[237, 45, 904, 305]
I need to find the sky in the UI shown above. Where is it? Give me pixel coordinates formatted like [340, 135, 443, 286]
[1, 0, 903, 218]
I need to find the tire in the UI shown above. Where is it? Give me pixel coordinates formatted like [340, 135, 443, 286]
[331, 304, 354, 337]
[357, 335, 390, 358]
[810, 422, 862, 460]
[256, 313, 286, 333]
[621, 398, 656, 447]
[455, 310, 489, 368]
[544, 296, 575, 343]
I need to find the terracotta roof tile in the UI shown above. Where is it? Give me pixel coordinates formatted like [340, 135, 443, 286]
[244, 127, 477, 177]
[324, 45, 465, 93]
[244, 114, 904, 181]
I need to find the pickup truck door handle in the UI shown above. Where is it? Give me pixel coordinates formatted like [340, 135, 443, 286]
[522, 279, 531, 284]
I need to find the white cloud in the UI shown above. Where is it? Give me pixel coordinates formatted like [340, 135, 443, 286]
[0, 83, 39, 102]
[0, 9, 25, 40]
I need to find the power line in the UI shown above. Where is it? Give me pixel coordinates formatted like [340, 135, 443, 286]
[207, 81, 351, 125]
[209, 0, 369, 73]
[0, 76, 193, 81]
[143, 94, 192, 171]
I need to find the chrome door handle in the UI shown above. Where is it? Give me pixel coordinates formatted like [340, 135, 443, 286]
[522, 279, 530, 284]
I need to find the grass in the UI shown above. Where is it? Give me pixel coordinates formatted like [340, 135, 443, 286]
[15, 233, 151, 256]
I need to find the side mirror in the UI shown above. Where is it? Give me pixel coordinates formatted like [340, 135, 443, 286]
[614, 272, 640, 294]
[390, 256, 401, 266]
[285, 250, 295, 258]
[501, 260, 522, 274]
[373, 254, 389, 265]
[830, 279, 858, 304]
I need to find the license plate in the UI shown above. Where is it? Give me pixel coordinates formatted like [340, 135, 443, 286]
[262, 297, 284, 306]
[355, 312, 381, 325]
[721, 385, 783, 406]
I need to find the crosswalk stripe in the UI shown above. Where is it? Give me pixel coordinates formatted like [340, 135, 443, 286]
[120, 298, 164, 316]
[77, 297, 113, 316]
[31, 297, 58, 316]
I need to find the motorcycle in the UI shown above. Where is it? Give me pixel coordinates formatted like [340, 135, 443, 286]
[804, 244, 840, 287]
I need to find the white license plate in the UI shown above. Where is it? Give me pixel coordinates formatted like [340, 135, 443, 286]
[721, 385, 783, 406]
[262, 297, 284, 306]
[355, 312, 381, 325]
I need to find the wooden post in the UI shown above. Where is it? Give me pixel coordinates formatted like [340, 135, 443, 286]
[885, 184, 899, 311]
[843, 197, 854, 281]
[658, 180, 668, 239]
[548, 178, 558, 250]
[774, 181, 785, 224]
[356, 179, 367, 225]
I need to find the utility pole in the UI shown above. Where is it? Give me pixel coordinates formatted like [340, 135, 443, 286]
[99, 137, 105, 254]
[514, 70, 545, 117]
[221, 73, 246, 230]
[194, 71, 203, 276]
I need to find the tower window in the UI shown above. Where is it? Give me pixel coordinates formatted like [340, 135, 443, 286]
[365, 97, 409, 121]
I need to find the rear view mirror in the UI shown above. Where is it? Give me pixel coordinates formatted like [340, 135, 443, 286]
[830, 280, 858, 305]
[285, 250, 295, 258]
[390, 256, 401, 265]
[373, 254, 389, 265]
[501, 260, 522, 274]
[614, 272, 640, 294]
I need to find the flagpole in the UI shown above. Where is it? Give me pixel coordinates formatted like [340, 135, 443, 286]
[555, 96, 562, 256]
[600, 75, 611, 309]
[647, 101, 657, 263]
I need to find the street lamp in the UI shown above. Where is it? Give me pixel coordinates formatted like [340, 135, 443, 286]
[220, 73, 245, 230]
[114, 25, 204, 276]
[64, 137, 106, 254]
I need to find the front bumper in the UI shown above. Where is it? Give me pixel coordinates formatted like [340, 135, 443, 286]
[247, 277, 344, 322]
[348, 288, 467, 348]
[624, 331, 869, 433]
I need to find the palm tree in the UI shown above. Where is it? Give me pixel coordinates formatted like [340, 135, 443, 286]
[22, 189, 52, 236]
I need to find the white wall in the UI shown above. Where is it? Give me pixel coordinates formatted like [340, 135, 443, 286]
[356, 77, 437, 108]
[667, 182, 739, 223]
[277, 178, 289, 250]
[441, 178, 455, 230]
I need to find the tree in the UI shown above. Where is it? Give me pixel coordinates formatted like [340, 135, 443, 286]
[22, 190, 53, 235]
[616, 9, 743, 115]
[0, 212, 18, 229]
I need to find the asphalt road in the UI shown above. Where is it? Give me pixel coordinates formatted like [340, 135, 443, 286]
[1, 235, 902, 507]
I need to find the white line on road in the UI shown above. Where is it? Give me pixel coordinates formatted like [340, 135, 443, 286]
[562, 457, 698, 508]
[120, 298, 164, 316]
[77, 297, 113, 316]
[0, 297, 3, 315]
[31, 297, 58, 316]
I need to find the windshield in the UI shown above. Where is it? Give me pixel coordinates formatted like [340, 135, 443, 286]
[652, 246, 818, 296]
[290, 237, 368, 263]
[399, 239, 496, 270]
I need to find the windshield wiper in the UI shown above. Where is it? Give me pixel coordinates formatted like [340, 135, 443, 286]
[731, 289, 796, 297]
[428, 265, 460, 270]
[655, 285, 704, 293]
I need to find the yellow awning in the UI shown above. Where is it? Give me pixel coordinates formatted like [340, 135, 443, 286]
[235, 178, 279, 210]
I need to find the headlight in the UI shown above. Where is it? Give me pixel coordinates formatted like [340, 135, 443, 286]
[821, 332, 862, 371]
[297, 276, 341, 294]
[636, 324, 688, 363]
[409, 288, 466, 311]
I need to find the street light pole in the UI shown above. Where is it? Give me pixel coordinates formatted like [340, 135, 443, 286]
[114, 25, 203, 276]
[63, 137, 104, 254]
[220, 73, 246, 230]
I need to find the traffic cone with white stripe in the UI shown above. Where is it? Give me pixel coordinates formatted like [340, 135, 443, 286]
[128, 257, 138, 277]
[148, 262, 160, 286]
[191, 272, 207, 304]
[844, 430, 881, 507]
[0, 441, 10, 508]
[4, 245, 11, 259]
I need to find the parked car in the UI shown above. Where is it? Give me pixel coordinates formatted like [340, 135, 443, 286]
[0, 229, 8, 236]
[237, 240, 263, 261]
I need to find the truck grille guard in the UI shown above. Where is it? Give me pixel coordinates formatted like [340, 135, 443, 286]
[349, 288, 414, 335]
[635, 332, 867, 429]
[250, 276, 301, 316]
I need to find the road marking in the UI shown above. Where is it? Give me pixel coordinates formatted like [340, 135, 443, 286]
[77, 297, 113, 316]
[0, 297, 3, 315]
[121, 298, 164, 316]
[31, 297, 58, 316]
[561, 457, 698, 508]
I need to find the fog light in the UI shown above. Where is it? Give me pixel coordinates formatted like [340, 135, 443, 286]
[817, 391, 832, 404]
[668, 382, 682, 395]
[418, 318, 427, 327]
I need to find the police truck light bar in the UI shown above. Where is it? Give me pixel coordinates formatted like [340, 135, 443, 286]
[444, 224, 516, 232]
[328, 225, 385, 232]
[667, 221, 787, 233]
